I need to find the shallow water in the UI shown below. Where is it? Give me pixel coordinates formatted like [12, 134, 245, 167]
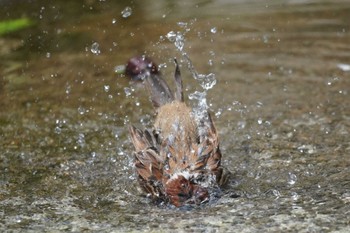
[1, 0, 350, 232]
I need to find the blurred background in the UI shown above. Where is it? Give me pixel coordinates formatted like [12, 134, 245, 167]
[0, 0, 349, 232]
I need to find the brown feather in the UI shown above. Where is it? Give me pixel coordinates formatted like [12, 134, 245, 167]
[127, 58, 228, 206]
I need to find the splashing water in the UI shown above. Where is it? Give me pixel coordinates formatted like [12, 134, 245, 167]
[166, 31, 185, 51]
[197, 73, 217, 90]
[90, 42, 100, 55]
[121, 7, 132, 18]
[188, 91, 211, 138]
[288, 172, 297, 185]
[124, 87, 133, 97]
[166, 21, 218, 135]
[189, 91, 208, 113]
[179, 53, 217, 91]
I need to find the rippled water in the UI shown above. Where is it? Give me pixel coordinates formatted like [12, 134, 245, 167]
[1, 0, 349, 232]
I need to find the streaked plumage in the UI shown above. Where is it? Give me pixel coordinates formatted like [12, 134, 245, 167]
[127, 56, 228, 207]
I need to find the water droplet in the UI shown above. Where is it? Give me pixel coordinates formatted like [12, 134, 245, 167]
[54, 126, 62, 134]
[256, 101, 263, 108]
[158, 63, 167, 69]
[46, 52, 51, 58]
[291, 192, 299, 201]
[210, 27, 217, 34]
[177, 22, 188, 28]
[288, 172, 297, 185]
[124, 87, 133, 96]
[166, 31, 184, 51]
[196, 73, 216, 90]
[77, 106, 86, 115]
[114, 65, 125, 73]
[104, 85, 110, 92]
[188, 91, 209, 138]
[65, 84, 71, 95]
[188, 90, 206, 102]
[15, 216, 22, 223]
[272, 189, 281, 198]
[263, 35, 269, 43]
[112, 18, 117, 24]
[236, 121, 245, 130]
[77, 133, 85, 147]
[215, 108, 222, 118]
[164, 164, 170, 171]
[337, 63, 350, 71]
[90, 42, 100, 55]
[121, 6, 132, 18]
[297, 145, 315, 154]
[117, 148, 124, 156]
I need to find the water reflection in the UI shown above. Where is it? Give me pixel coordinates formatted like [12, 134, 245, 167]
[1, 0, 350, 232]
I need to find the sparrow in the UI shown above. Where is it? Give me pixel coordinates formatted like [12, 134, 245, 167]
[126, 56, 228, 207]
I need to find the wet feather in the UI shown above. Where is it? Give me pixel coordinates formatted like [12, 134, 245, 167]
[127, 56, 228, 207]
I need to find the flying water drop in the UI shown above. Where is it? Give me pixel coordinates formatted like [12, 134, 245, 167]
[90, 42, 100, 55]
[104, 85, 110, 92]
[166, 31, 185, 51]
[196, 73, 217, 90]
[121, 7, 132, 18]
[124, 87, 133, 97]
[288, 172, 297, 185]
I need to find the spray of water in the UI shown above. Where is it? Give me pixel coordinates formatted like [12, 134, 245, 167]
[165, 21, 217, 135]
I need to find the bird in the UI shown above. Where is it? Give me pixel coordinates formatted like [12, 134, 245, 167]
[126, 56, 228, 207]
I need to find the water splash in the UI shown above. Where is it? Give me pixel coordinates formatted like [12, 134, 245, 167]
[114, 65, 125, 74]
[297, 145, 316, 154]
[288, 172, 297, 185]
[54, 119, 67, 134]
[121, 7, 132, 18]
[65, 84, 71, 95]
[77, 106, 86, 115]
[189, 91, 208, 113]
[90, 42, 100, 55]
[166, 31, 185, 51]
[291, 192, 299, 201]
[337, 63, 350, 71]
[197, 73, 217, 90]
[165, 20, 218, 130]
[188, 91, 210, 138]
[179, 53, 217, 91]
[272, 189, 281, 199]
[124, 87, 133, 97]
[77, 133, 86, 148]
[103, 85, 110, 92]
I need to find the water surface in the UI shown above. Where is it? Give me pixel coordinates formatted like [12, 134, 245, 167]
[1, 0, 349, 232]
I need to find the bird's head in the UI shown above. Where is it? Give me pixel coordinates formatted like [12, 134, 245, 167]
[125, 56, 159, 81]
[164, 174, 209, 207]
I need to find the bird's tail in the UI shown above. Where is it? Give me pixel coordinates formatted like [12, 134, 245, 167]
[145, 59, 183, 108]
